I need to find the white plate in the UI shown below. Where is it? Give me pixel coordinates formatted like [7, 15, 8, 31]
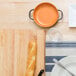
[51, 56, 76, 76]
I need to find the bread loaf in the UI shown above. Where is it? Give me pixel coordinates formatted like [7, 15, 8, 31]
[25, 38, 37, 76]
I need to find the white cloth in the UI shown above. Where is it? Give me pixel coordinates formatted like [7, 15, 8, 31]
[69, 4, 76, 27]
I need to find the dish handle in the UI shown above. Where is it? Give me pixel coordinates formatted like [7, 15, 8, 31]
[58, 10, 63, 21]
[29, 9, 34, 20]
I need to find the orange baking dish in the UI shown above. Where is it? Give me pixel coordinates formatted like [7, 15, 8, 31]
[29, 2, 63, 28]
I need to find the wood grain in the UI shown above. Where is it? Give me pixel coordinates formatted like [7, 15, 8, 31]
[0, 30, 14, 76]
[0, 29, 45, 76]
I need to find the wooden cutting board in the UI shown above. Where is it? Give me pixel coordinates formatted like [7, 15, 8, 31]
[0, 29, 45, 76]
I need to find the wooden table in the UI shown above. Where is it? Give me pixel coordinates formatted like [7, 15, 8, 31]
[0, 0, 76, 41]
[0, 1, 76, 76]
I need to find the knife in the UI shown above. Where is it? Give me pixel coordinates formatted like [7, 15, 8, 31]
[38, 69, 44, 76]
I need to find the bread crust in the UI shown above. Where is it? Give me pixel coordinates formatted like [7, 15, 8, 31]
[25, 38, 37, 76]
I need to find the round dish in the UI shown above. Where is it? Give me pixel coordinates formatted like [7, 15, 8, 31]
[29, 2, 63, 28]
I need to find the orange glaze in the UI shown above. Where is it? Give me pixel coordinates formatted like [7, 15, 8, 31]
[33, 3, 59, 27]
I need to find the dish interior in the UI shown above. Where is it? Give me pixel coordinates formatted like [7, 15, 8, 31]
[34, 3, 58, 27]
